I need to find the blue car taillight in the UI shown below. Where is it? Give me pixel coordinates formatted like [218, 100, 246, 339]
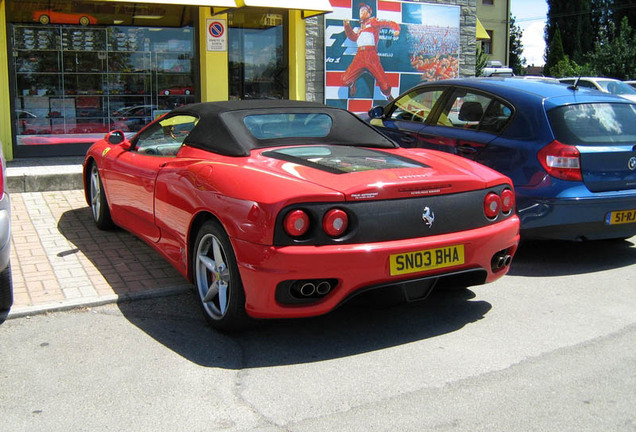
[538, 140, 582, 181]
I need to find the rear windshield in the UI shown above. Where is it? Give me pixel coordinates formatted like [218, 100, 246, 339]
[548, 103, 636, 144]
[263, 145, 426, 174]
[244, 113, 333, 139]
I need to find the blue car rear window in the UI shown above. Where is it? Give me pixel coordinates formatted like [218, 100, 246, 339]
[548, 103, 636, 144]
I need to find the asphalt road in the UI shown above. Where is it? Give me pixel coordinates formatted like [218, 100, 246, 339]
[1, 238, 635, 432]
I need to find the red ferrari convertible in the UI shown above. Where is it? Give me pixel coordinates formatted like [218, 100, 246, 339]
[83, 100, 520, 330]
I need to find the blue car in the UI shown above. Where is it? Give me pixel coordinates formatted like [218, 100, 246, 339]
[367, 77, 636, 241]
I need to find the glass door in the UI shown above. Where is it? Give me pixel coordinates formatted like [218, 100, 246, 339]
[228, 9, 288, 100]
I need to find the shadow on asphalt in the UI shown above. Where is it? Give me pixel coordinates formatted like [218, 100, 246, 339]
[57, 207, 491, 369]
[509, 237, 636, 277]
[57, 206, 634, 368]
[116, 288, 489, 369]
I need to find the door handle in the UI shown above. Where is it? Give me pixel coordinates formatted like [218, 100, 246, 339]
[457, 144, 477, 154]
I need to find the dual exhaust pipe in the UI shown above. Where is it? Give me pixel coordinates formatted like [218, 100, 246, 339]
[492, 249, 512, 271]
[298, 280, 333, 297]
[276, 278, 338, 305]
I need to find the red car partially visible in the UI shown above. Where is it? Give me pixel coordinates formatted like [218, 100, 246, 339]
[34, 10, 97, 26]
[160, 86, 193, 96]
[83, 100, 519, 331]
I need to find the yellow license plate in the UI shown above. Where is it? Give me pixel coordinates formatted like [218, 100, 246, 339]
[606, 209, 636, 225]
[390, 245, 465, 276]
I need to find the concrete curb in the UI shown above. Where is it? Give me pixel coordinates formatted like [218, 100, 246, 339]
[7, 171, 84, 193]
[6, 284, 192, 319]
[6, 157, 84, 193]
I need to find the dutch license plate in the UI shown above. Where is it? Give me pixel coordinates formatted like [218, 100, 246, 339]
[390, 245, 465, 276]
[605, 209, 636, 225]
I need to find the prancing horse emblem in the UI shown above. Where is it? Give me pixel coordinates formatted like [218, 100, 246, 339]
[422, 207, 435, 228]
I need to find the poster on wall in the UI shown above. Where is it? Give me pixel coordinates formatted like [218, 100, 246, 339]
[325, 0, 460, 113]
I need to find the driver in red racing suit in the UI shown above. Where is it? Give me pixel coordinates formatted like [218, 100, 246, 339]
[342, 2, 401, 100]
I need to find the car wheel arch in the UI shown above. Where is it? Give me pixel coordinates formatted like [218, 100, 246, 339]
[84, 157, 109, 205]
[187, 211, 226, 282]
[190, 217, 250, 330]
[86, 159, 114, 230]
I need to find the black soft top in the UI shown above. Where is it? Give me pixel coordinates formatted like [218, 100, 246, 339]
[168, 100, 397, 156]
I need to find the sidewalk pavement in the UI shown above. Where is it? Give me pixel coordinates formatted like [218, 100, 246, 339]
[5, 159, 191, 320]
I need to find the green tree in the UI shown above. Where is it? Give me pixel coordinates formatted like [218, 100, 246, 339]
[544, 0, 636, 79]
[475, 45, 489, 77]
[588, 17, 636, 79]
[545, 0, 594, 64]
[544, 26, 565, 76]
[549, 56, 594, 77]
[591, 0, 613, 35]
[613, 0, 636, 32]
[508, 14, 525, 74]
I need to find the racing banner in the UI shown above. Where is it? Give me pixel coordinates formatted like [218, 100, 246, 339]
[324, 0, 460, 113]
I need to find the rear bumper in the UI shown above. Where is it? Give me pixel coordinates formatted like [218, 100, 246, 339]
[233, 216, 520, 319]
[517, 192, 636, 241]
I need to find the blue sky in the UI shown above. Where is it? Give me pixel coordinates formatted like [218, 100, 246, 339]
[511, 0, 548, 66]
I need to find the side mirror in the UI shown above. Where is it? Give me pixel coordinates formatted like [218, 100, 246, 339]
[106, 130, 125, 145]
[368, 106, 385, 119]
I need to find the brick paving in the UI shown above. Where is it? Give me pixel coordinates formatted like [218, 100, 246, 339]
[7, 190, 191, 318]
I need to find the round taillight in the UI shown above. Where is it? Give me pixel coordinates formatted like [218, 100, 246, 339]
[501, 188, 515, 213]
[322, 209, 349, 237]
[484, 192, 501, 219]
[284, 209, 310, 237]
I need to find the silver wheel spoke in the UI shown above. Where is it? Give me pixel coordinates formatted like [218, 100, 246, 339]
[196, 233, 233, 319]
[219, 266, 230, 284]
[92, 188, 99, 208]
[198, 254, 217, 273]
[90, 169, 101, 217]
[203, 282, 219, 303]
[91, 173, 99, 193]
[212, 238, 226, 269]
[218, 281, 228, 314]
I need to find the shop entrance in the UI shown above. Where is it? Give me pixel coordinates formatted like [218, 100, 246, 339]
[227, 9, 288, 100]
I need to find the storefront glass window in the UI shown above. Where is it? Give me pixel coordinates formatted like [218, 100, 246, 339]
[228, 9, 288, 100]
[6, 0, 196, 156]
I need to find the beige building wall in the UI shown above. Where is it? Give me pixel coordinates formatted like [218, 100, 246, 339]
[476, 0, 510, 66]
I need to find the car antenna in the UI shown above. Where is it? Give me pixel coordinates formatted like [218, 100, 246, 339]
[568, 75, 581, 91]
